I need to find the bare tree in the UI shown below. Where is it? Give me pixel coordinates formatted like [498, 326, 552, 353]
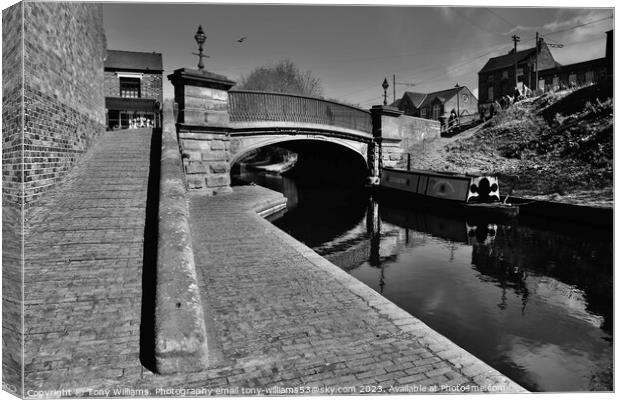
[236, 59, 323, 97]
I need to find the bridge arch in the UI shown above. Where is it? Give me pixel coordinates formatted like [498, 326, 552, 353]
[229, 134, 369, 169]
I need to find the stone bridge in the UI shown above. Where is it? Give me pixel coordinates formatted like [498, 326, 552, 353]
[228, 90, 374, 167]
[169, 68, 440, 194]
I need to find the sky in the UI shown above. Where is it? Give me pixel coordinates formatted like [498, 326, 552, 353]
[103, 2, 614, 107]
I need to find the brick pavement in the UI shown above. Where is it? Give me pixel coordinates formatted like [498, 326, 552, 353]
[177, 186, 526, 394]
[20, 127, 525, 395]
[23, 129, 153, 392]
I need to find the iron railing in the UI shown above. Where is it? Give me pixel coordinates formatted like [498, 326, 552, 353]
[229, 90, 372, 133]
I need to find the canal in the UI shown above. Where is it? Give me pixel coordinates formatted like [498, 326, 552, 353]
[234, 170, 613, 392]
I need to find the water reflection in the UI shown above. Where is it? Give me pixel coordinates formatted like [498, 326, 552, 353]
[236, 172, 613, 392]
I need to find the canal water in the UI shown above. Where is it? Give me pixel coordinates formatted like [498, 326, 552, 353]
[235, 171, 613, 392]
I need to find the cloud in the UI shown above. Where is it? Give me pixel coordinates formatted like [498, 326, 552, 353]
[438, 7, 454, 21]
[503, 9, 611, 40]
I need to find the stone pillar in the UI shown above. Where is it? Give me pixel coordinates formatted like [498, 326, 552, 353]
[369, 105, 403, 181]
[168, 68, 236, 195]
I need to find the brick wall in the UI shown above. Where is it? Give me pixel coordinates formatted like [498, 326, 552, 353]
[2, 3, 24, 394]
[2, 3, 107, 393]
[2, 2, 24, 209]
[21, 2, 106, 206]
[143, 73, 163, 102]
[104, 70, 163, 102]
[104, 71, 118, 97]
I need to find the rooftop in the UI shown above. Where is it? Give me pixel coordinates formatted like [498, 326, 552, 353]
[479, 47, 538, 74]
[393, 87, 475, 110]
[418, 87, 461, 108]
[391, 91, 427, 108]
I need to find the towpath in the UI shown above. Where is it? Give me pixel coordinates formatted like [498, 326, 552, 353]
[181, 185, 525, 394]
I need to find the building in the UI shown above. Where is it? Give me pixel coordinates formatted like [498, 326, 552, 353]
[537, 30, 612, 92]
[478, 30, 613, 108]
[478, 41, 558, 107]
[391, 86, 478, 128]
[104, 50, 163, 130]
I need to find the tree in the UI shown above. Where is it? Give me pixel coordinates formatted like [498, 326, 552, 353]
[236, 59, 323, 97]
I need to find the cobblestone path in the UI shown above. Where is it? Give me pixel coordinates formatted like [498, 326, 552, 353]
[23, 129, 154, 391]
[177, 186, 525, 394]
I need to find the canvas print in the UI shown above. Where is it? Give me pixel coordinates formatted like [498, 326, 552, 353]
[1, 1, 614, 397]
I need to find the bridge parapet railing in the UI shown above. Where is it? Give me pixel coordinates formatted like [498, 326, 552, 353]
[229, 90, 372, 133]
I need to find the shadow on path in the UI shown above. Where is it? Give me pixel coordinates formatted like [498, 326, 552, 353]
[140, 127, 161, 372]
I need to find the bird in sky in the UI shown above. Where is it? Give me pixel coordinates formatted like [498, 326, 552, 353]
[237, 36, 247, 43]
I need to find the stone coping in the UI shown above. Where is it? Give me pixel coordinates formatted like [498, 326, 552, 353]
[154, 101, 209, 373]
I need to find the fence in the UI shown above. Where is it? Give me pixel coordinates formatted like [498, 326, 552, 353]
[229, 90, 372, 133]
[441, 112, 481, 134]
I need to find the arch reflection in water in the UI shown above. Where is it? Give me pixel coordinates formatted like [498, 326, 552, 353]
[237, 171, 612, 392]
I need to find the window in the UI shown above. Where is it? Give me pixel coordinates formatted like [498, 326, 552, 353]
[502, 70, 509, 79]
[420, 108, 427, 118]
[120, 77, 141, 98]
[432, 103, 441, 120]
[516, 68, 524, 77]
[487, 74, 494, 82]
[585, 70, 594, 84]
[488, 86, 494, 101]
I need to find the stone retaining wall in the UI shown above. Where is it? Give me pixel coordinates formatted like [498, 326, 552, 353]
[381, 113, 441, 169]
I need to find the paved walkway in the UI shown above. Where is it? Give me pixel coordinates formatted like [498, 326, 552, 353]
[21, 127, 524, 395]
[23, 129, 154, 391]
[179, 186, 525, 394]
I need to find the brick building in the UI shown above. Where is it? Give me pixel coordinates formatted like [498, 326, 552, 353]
[104, 50, 163, 129]
[537, 30, 612, 92]
[478, 41, 558, 107]
[478, 30, 613, 109]
[391, 86, 478, 128]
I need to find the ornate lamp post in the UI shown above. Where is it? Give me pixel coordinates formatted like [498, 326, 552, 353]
[382, 78, 389, 106]
[193, 25, 208, 70]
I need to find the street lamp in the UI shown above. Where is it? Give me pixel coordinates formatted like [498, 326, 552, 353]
[193, 25, 208, 70]
[454, 83, 461, 129]
[382, 78, 389, 106]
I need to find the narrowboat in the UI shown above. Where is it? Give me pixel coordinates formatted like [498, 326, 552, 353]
[379, 167, 519, 218]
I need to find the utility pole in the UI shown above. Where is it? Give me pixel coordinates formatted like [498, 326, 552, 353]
[535, 32, 539, 94]
[391, 76, 416, 103]
[393, 74, 396, 103]
[512, 34, 520, 90]
[455, 83, 461, 129]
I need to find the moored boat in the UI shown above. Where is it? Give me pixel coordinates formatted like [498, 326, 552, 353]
[379, 167, 519, 218]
